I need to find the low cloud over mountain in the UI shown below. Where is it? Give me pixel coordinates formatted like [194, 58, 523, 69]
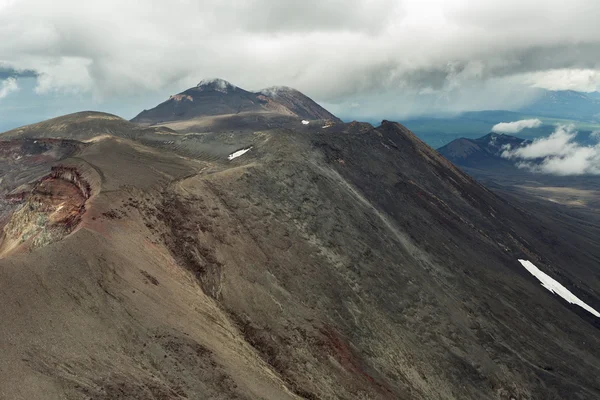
[502, 124, 600, 175]
[492, 119, 542, 134]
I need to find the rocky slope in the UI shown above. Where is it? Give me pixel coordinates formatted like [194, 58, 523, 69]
[0, 111, 599, 399]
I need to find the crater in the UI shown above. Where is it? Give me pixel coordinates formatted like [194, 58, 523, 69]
[0, 165, 93, 257]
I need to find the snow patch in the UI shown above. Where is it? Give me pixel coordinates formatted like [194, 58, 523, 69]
[228, 147, 252, 161]
[518, 259, 600, 318]
[302, 120, 310, 125]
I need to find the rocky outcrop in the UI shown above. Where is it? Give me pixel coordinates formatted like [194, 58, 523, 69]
[4, 191, 28, 204]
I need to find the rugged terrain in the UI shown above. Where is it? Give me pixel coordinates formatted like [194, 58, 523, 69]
[0, 88, 599, 400]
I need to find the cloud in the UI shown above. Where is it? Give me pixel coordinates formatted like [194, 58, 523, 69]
[0, 0, 19, 11]
[34, 57, 93, 94]
[0, 77, 19, 98]
[227, 0, 401, 34]
[520, 69, 600, 92]
[492, 119, 542, 134]
[502, 125, 600, 175]
[0, 0, 600, 119]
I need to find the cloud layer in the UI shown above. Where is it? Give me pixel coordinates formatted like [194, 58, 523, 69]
[1, 1, 600, 97]
[1, 0, 600, 121]
[502, 125, 600, 175]
[492, 119, 542, 134]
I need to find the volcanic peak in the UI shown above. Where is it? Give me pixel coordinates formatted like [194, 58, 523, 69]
[196, 78, 237, 93]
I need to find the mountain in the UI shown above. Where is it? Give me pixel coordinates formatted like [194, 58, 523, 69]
[437, 132, 530, 171]
[1, 104, 600, 399]
[131, 78, 341, 128]
[519, 90, 600, 121]
[1, 110, 178, 140]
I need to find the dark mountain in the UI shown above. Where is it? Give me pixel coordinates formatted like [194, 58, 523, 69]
[519, 90, 600, 121]
[437, 132, 530, 171]
[1, 106, 600, 399]
[131, 78, 341, 127]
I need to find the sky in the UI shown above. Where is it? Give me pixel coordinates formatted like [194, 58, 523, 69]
[1, 0, 600, 131]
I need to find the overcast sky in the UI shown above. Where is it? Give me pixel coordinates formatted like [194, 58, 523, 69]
[1, 0, 600, 130]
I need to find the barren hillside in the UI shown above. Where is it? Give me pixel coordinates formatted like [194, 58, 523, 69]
[0, 112, 599, 399]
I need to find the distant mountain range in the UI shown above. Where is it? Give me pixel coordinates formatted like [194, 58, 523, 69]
[435, 90, 600, 174]
[402, 90, 600, 148]
[521, 90, 600, 121]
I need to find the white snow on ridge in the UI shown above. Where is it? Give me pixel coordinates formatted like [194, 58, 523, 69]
[302, 120, 310, 125]
[227, 147, 252, 161]
[518, 259, 600, 318]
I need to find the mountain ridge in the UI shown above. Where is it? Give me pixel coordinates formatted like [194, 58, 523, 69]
[0, 99, 600, 398]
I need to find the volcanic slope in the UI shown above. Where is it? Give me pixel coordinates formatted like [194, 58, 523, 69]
[1, 111, 178, 141]
[130, 79, 341, 131]
[0, 113, 599, 399]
